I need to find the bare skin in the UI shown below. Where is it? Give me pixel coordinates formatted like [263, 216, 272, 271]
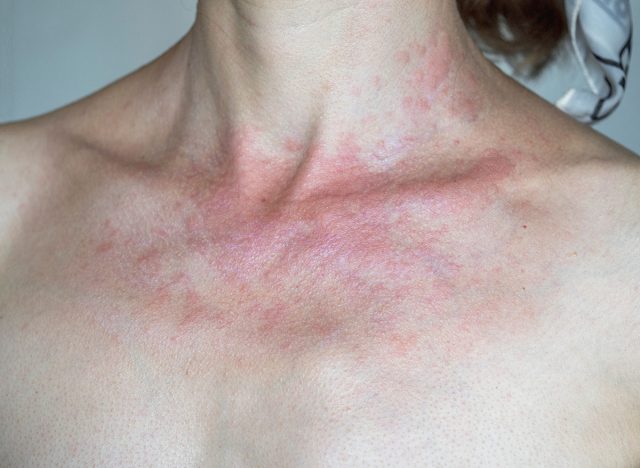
[1, 0, 639, 466]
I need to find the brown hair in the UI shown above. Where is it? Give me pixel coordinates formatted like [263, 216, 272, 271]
[457, 0, 568, 75]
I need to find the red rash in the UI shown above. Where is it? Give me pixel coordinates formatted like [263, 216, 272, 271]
[82, 36, 517, 362]
[86, 142, 521, 363]
[284, 138, 305, 153]
[401, 36, 453, 103]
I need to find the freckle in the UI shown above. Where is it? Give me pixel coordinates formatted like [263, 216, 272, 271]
[522, 225, 528, 229]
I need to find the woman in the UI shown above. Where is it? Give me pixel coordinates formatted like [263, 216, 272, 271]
[0, 0, 638, 465]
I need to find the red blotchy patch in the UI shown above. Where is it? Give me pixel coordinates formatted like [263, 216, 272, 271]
[284, 138, 304, 153]
[404, 34, 454, 102]
[178, 289, 209, 329]
[417, 98, 431, 110]
[389, 332, 419, 357]
[449, 92, 480, 122]
[144, 272, 188, 309]
[256, 304, 287, 334]
[408, 42, 428, 57]
[94, 219, 119, 255]
[171, 284, 236, 340]
[335, 132, 363, 164]
[402, 96, 414, 111]
[89, 140, 525, 362]
[135, 247, 161, 266]
[95, 241, 114, 254]
[394, 50, 411, 65]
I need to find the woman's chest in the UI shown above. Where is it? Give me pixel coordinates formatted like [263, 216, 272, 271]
[2, 191, 639, 466]
[2, 247, 639, 468]
[1, 292, 638, 468]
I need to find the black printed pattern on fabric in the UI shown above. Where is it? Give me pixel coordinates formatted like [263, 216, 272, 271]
[590, 30, 633, 121]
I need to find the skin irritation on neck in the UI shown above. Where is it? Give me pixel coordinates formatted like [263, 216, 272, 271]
[168, 0, 501, 204]
[74, 0, 540, 364]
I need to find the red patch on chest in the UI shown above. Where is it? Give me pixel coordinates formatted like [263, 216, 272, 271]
[86, 151, 524, 363]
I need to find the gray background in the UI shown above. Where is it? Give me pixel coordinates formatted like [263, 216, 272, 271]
[0, 0, 638, 153]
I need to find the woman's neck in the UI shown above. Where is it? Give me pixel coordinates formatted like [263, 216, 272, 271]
[192, 0, 485, 123]
[193, 1, 463, 117]
[89, 0, 509, 200]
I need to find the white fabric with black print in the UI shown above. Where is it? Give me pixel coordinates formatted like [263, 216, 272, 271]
[556, 0, 633, 123]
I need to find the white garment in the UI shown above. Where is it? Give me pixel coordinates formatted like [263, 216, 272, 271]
[556, 0, 633, 123]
